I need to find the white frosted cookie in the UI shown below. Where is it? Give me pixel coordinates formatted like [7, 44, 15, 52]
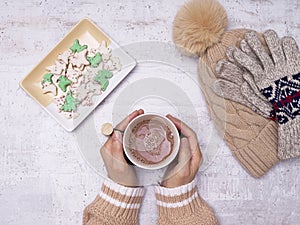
[42, 83, 57, 95]
[69, 49, 90, 68]
[41, 39, 122, 119]
[58, 49, 73, 64]
[66, 64, 82, 83]
[97, 40, 112, 62]
[47, 60, 67, 75]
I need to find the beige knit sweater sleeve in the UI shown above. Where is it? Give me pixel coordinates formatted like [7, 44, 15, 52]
[83, 178, 144, 225]
[155, 179, 219, 225]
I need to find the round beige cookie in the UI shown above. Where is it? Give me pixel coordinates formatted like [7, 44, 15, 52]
[101, 123, 114, 136]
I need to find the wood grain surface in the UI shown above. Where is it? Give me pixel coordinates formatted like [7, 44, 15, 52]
[0, 0, 299, 224]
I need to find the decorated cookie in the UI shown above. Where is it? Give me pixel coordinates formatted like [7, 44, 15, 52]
[86, 81, 102, 95]
[97, 40, 112, 62]
[93, 69, 113, 91]
[58, 49, 72, 64]
[42, 73, 53, 83]
[73, 83, 89, 102]
[46, 60, 66, 75]
[66, 64, 82, 83]
[70, 39, 87, 53]
[81, 94, 93, 106]
[87, 52, 102, 68]
[46, 65, 56, 73]
[61, 91, 78, 112]
[71, 75, 84, 89]
[110, 56, 122, 71]
[42, 83, 57, 95]
[88, 48, 98, 56]
[41, 38, 122, 119]
[58, 76, 72, 92]
[56, 60, 67, 75]
[55, 94, 66, 112]
[51, 74, 61, 85]
[104, 56, 122, 71]
[69, 49, 90, 68]
[84, 67, 102, 83]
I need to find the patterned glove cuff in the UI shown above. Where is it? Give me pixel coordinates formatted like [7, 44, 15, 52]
[261, 72, 300, 124]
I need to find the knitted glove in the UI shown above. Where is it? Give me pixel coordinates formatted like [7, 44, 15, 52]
[213, 46, 273, 118]
[233, 30, 300, 159]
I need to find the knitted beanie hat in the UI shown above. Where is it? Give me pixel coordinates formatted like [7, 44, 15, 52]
[173, 0, 279, 178]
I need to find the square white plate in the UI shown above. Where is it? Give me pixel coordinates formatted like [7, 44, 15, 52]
[20, 18, 136, 131]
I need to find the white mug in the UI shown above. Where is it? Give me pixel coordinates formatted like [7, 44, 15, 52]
[123, 113, 180, 170]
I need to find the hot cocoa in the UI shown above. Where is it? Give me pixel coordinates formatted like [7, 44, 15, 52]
[128, 119, 174, 164]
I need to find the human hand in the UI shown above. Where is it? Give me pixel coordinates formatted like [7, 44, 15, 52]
[100, 109, 144, 187]
[161, 114, 203, 188]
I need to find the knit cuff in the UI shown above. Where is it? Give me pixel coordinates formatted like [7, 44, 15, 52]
[98, 178, 145, 219]
[278, 116, 300, 160]
[235, 120, 279, 178]
[154, 179, 201, 217]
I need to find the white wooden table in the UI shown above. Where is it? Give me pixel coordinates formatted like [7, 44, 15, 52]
[0, 0, 299, 224]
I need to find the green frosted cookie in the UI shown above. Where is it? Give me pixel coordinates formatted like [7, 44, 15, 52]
[87, 53, 102, 68]
[58, 76, 71, 92]
[42, 73, 53, 83]
[70, 39, 87, 53]
[61, 91, 78, 112]
[94, 70, 113, 91]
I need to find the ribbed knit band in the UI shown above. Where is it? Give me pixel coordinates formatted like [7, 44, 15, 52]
[155, 180, 198, 210]
[86, 180, 144, 224]
[155, 180, 198, 213]
[98, 178, 144, 219]
[102, 178, 144, 199]
[154, 180, 219, 225]
[83, 178, 145, 225]
[230, 120, 279, 178]
[278, 116, 300, 159]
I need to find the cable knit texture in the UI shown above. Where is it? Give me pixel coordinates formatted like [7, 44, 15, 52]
[82, 178, 144, 225]
[198, 29, 280, 178]
[155, 180, 219, 225]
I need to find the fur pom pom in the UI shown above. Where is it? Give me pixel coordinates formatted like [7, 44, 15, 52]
[173, 0, 228, 56]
